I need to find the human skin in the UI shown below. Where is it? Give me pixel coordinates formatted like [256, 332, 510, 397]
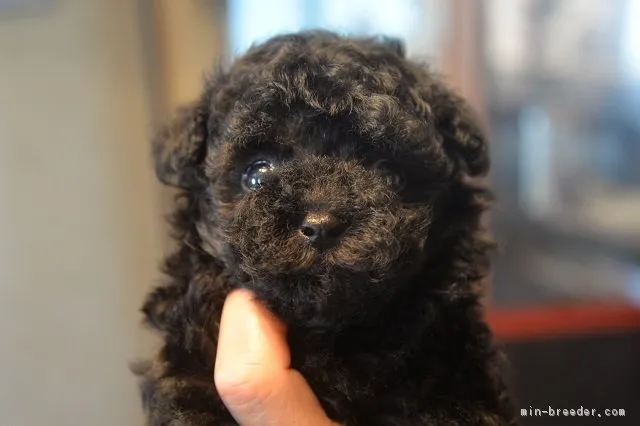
[214, 289, 340, 426]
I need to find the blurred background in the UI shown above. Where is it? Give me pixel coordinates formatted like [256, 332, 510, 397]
[1, 0, 638, 425]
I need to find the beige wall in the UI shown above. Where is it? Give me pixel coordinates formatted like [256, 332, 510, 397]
[0, 1, 165, 425]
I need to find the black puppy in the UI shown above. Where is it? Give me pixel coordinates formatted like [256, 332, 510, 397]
[137, 31, 517, 425]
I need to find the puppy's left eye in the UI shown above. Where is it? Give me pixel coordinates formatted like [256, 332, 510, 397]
[374, 160, 405, 190]
[242, 159, 274, 190]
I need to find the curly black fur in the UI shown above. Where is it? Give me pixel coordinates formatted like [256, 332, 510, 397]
[136, 31, 518, 425]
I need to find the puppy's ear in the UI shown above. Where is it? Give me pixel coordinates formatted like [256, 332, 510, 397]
[430, 85, 489, 177]
[153, 92, 211, 188]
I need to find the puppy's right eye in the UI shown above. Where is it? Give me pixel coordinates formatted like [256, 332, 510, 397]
[242, 160, 274, 191]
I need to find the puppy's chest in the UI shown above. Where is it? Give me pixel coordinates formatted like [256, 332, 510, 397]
[289, 341, 412, 421]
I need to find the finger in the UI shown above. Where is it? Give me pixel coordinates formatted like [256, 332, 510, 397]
[214, 289, 337, 426]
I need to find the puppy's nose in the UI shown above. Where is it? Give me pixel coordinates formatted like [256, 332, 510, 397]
[299, 212, 346, 245]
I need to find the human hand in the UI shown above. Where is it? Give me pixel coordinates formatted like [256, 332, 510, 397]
[214, 289, 339, 426]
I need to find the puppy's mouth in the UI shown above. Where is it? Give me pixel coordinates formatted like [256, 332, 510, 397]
[226, 203, 430, 327]
[229, 203, 418, 275]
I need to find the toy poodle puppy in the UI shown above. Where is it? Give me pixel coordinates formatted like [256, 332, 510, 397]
[136, 30, 517, 425]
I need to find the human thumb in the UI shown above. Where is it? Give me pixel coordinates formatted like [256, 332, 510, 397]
[214, 289, 339, 426]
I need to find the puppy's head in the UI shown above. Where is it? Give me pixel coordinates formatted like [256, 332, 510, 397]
[154, 31, 490, 328]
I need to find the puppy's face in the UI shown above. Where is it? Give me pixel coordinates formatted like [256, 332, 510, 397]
[208, 115, 437, 327]
[153, 32, 489, 328]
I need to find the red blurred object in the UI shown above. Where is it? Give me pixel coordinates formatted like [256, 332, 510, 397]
[487, 302, 640, 342]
